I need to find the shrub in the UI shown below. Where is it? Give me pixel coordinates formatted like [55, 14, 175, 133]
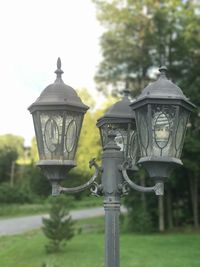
[0, 183, 32, 204]
[42, 195, 75, 253]
[125, 206, 154, 233]
[25, 164, 51, 198]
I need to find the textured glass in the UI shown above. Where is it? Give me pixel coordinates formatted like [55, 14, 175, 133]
[140, 115, 149, 149]
[135, 103, 189, 160]
[115, 131, 124, 150]
[153, 112, 170, 149]
[135, 106, 149, 157]
[100, 123, 128, 152]
[65, 120, 77, 153]
[44, 118, 59, 152]
[100, 123, 137, 167]
[175, 108, 189, 158]
[152, 105, 175, 157]
[40, 112, 63, 159]
[33, 111, 83, 161]
[128, 131, 138, 164]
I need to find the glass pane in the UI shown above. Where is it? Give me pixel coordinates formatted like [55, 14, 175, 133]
[65, 120, 77, 153]
[36, 111, 83, 161]
[175, 108, 189, 158]
[100, 123, 128, 152]
[153, 112, 170, 149]
[140, 115, 149, 149]
[152, 105, 176, 157]
[135, 106, 149, 157]
[63, 113, 83, 160]
[129, 131, 138, 161]
[44, 118, 59, 152]
[40, 112, 63, 159]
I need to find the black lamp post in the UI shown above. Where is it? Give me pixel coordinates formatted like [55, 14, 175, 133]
[29, 59, 195, 267]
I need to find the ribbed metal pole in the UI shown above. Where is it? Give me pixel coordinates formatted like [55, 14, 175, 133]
[101, 134, 124, 267]
[104, 199, 120, 267]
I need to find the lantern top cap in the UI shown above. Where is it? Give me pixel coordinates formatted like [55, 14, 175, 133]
[159, 66, 167, 77]
[54, 57, 64, 82]
[140, 65, 185, 98]
[132, 66, 195, 107]
[103, 89, 134, 119]
[97, 89, 135, 127]
[28, 58, 89, 113]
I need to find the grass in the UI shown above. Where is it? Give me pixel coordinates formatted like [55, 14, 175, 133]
[0, 216, 200, 267]
[0, 196, 102, 218]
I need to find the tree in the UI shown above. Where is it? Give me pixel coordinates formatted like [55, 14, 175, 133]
[42, 195, 74, 253]
[0, 146, 18, 183]
[0, 134, 24, 158]
[93, 0, 200, 231]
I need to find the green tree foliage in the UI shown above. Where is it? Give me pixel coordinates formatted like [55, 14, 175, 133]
[0, 183, 32, 203]
[93, 0, 200, 230]
[25, 163, 51, 198]
[0, 146, 18, 183]
[42, 195, 74, 253]
[0, 134, 25, 184]
[0, 134, 24, 158]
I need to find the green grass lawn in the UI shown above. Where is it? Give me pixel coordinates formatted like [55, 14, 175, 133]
[0, 217, 200, 267]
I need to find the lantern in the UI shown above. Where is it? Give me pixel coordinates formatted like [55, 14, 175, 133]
[131, 66, 195, 180]
[97, 90, 138, 169]
[28, 58, 89, 182]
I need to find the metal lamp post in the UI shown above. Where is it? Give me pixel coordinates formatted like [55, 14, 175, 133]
[29, 59, 195, 267]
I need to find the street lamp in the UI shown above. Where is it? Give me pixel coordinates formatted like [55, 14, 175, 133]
[131, 66, 195, 185]
[96, 89, 138, 171]
[28, 58, 89, 194]
[29, 59, 195, 267]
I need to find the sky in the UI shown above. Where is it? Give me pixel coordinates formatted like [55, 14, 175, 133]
[0, 0, 103, 146]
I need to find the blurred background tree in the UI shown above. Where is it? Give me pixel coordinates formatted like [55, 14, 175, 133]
[93, 0, 200, 231]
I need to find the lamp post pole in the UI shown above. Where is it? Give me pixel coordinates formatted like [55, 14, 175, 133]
[102, 133, 123, 267]
[29, 58, 195, 267]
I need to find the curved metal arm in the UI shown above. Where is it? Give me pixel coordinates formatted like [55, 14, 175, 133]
[52, 158, 101, 196]
[120, 161, 164, 195]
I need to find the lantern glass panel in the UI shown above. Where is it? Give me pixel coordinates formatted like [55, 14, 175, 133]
[100, 123, 138, 164]
[135, 103, 190, 160]
[32, 110, 83, 161]
[174, 107, 190, 158]
[151, 104, 176, 157]
[135, 105, 149, 157]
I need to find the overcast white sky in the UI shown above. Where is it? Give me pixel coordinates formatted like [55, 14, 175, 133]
[0, 0, 103, 146]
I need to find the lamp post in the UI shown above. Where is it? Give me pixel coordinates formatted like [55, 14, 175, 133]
[28, 59, 195, 267]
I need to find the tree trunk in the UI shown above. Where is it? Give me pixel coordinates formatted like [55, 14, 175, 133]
[190, 175, 199, 229]
[158, 195, 165, 232]
[166, 184, 173, 230]
[10, 161, 15, 187]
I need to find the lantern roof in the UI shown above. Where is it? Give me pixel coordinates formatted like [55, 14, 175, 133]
[28, 58, 89, 113]
[97, 89, 135, 127]
[131, 66, 195, 111]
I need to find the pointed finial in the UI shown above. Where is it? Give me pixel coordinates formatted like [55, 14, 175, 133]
[159, 66, 168, 79]
[55, 57, 64, 82]
[122, 89, 131, 101]
[57, 57, 61, 69]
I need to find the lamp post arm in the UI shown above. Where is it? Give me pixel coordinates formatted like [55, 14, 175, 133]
[51, 158, 102, 196]
[120, 161, 164, 195]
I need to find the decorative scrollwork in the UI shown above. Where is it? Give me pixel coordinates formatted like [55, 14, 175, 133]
[118, 182, 129, 197]
[120, 160, 164, 195]
[90, 182, 103, 197]
[53, 158, 102, 195]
